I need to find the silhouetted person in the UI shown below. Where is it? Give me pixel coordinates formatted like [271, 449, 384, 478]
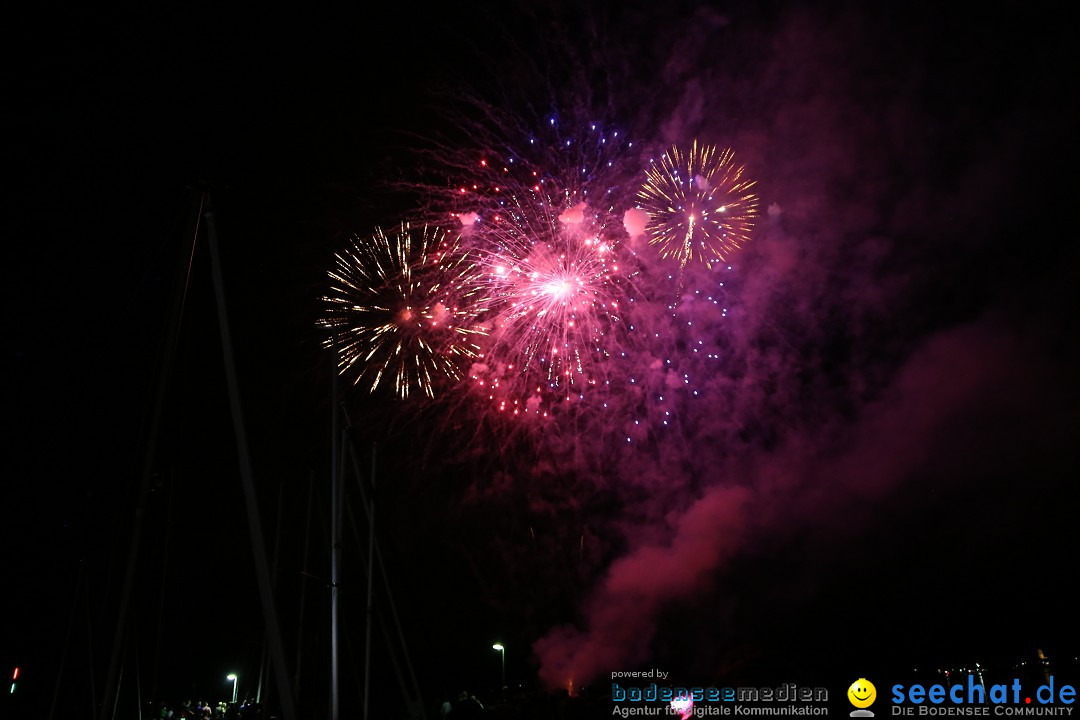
[449, 690, 484, 718]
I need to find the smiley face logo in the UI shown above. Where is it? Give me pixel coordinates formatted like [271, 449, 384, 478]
[848, 678, 876, 709]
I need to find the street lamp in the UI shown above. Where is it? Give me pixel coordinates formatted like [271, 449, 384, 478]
[492, 644, 506, 689]
[226, 674, 238, 704]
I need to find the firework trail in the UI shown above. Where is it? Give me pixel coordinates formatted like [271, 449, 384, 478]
[319, 224, 486, 399]
[638, 141, 759, 269]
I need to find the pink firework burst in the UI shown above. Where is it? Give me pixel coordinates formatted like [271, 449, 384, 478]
[424, 115, 641, 419]
[469, 210, 627, 417]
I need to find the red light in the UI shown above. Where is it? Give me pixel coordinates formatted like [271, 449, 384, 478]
[12, 668, 18, 680]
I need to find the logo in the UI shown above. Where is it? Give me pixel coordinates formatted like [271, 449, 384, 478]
[890, 674, 1076, 715]
[850, 679, 878, 717]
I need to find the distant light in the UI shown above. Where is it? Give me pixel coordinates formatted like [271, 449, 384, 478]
[493, 644, 504, 651]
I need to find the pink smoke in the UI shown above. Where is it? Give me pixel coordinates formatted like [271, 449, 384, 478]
[535, 319, 1048, 688]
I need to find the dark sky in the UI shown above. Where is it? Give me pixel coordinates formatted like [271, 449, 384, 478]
[3, 2, 1078, 718]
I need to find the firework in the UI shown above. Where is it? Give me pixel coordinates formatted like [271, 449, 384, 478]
[407, 104, 640, 241]
[320, 224, 486, 399]
[415, 113, 641, 417]
[468, 206, 628, 417]
[336, 101, 761, 438]
[637, 141, 759, 268]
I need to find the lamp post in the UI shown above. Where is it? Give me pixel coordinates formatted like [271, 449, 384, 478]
[492, 644, 506, 689]
[227, 674, 238, 704]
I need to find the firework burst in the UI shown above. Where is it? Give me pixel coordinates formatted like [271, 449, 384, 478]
[637, 141, 759, 268]
[412, 113, 641, 418]
[468, 208, 628, 417]
[320, 224, 486, 399]
[326, 100, 762, 441]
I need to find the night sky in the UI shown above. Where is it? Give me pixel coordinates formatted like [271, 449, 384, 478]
[3, 2, 1078, 718]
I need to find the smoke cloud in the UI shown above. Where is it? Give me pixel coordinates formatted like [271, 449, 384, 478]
[519, 2, 1077, 688]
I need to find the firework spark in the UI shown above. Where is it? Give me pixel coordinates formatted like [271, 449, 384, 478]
[408, 107, 639, 244]
[468, 210, 627, 417]
[420, 115, 640, 418]
[637, 141, 759, 268]
[320, 224, 486, 399]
